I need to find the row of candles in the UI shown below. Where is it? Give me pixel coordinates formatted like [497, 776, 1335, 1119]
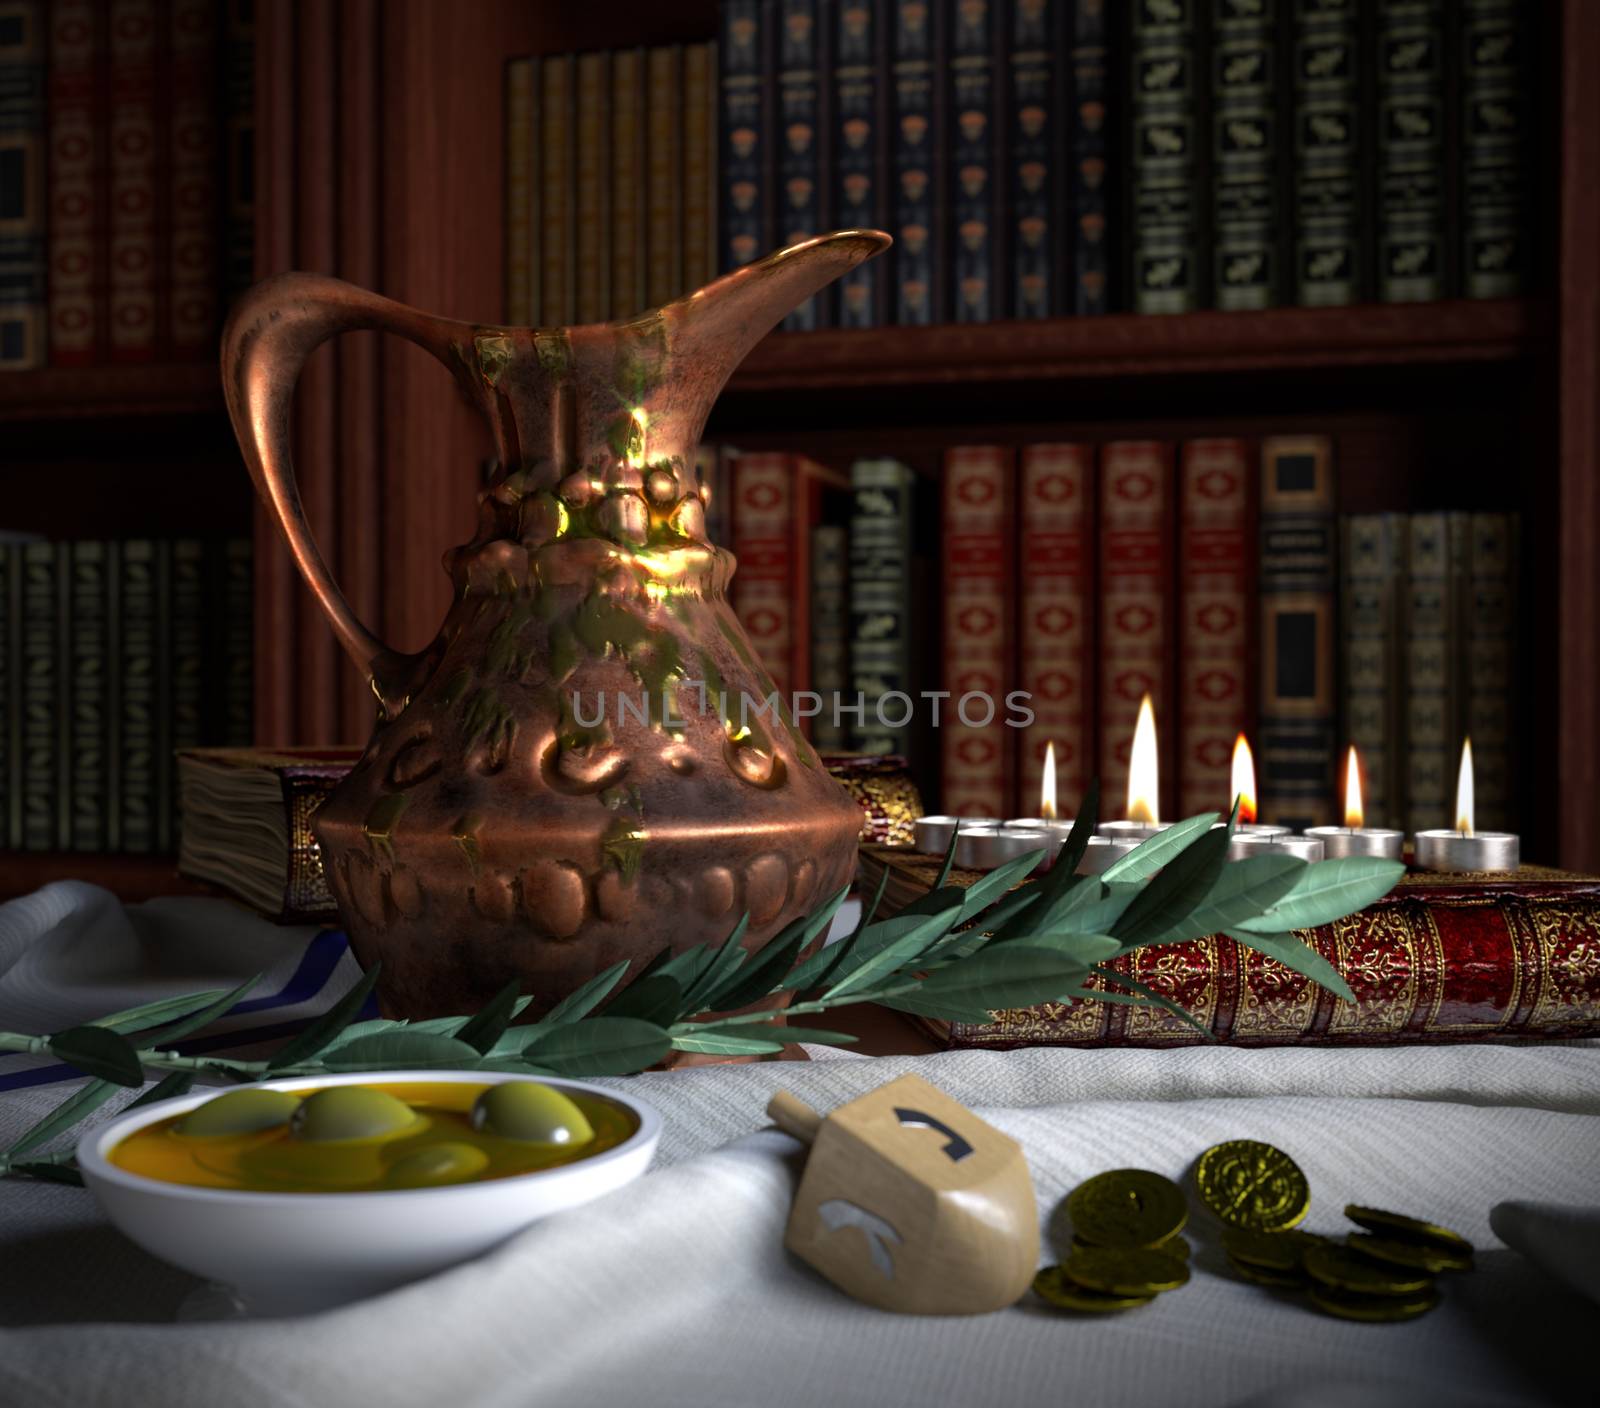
[914, 695, 1521, 876]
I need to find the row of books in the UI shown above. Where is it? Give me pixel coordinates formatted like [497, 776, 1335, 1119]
[723, 438, 1517, 833]
[503, 43, 718, 327]
[0, 537, 252, 854]
[0, 0, 255, 371]
[713, 0, 1535, 327]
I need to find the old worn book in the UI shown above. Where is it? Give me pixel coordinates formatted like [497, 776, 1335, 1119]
[856, 843, 1600, 1048]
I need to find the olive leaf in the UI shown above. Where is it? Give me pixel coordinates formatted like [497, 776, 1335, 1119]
[5, 1079, 119, 1157]
[667, 1030, 789, 1056]
[1230, 857, 1407, 936]
[887, 943, 1095, 1017]
[140, 974, 263, 1046]
[705, 885, 850, 1013]
[92, 988, 232, 1037]
[675, 913, 751, 1015]
[322, 1032, 484, 1071]
[1101, 812, 1220, 883]
[454, 979, 525, 1055]
[265, 963, 382, 1072]
[47, 1027, 144, 1087]
[1111, 822, 1233, 946]
[604, 975, 684, 1027]
[521, 1017, 672, 1076]
[528, 959, 631, 1031]
[1226, 929, 1356, 1004]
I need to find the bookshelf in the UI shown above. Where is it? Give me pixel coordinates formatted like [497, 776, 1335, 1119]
[2, 0, 1596, 901]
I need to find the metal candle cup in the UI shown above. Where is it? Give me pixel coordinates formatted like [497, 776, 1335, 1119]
[955, 827, 1050, 874]
[1304, 826, 1406, 860]
[913, 815, 994, 856]
[1413, 829, 1520, 873]
[1077, 835, 1140, 875]
[1098, 819, 1169, 843]
[1228, 832, 1326, 862]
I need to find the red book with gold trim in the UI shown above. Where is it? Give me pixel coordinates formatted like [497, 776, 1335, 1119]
[1178, 437, 1254, 817]
[107, 0, 158, 361]
[1017, 442, 1093, 819]
[168, 0, 216, 354]
[940, 445, 1013, 818]
[1098, 440, 1175, 819]
[47, 0, 98, 365]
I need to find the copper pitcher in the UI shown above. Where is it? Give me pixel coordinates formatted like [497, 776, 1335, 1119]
[222, 231, 890, 1018]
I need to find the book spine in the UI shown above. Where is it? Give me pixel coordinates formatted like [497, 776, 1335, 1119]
[731, 453, 798, 701]
[0, 545, 12, 847]
[646, 44, 684, 308]
[0, 0, 46, 369]
[540, 53, 574, 325]
[949, 0, 997, 323]
[681, 42, 716, 295]
[120, 539, 156, 852]
[848, 458, 916, 754]
[68, 541, 107, 851]
[1403, 511, 1453, 834]
[1341, 512, 1406, 828]
[504, 58, 533, 324]
[1459, 0, 1529, 298]
[1258, 435, 1337, 829]
[1178, 436, 1252, 818]
[833, 0, 883, 327]
[1098, 439, 1174, 820]
[47, 0, 97, 365]
[223, 537, 252, 748]
[1067, 0, 1111, 315]
[1291, 0, 1361, 307]
[1211, 0, 1280, 310]
[222, 0, 254, 300]
[1465, 512, 1514, 832]
[168, 0, 215, 353]
[1006, 0, 1059, 319]
[811, 523, 850, 751]
[890, 0, 941, 324]
[166, 539, 203, 850]
[19, 541, 59, 850]
[610, 48, 645, 318]
[107, 0, 158, 360]
[1376, 0, 1444, 302]
[719, 0, 770, 271]
[1130, 0, 1202, 313]
[777, 1, 825, 329]
[1018, 442, 1093, 819]
[941, 445, 1013, 818]
[575, 50, 611, 323]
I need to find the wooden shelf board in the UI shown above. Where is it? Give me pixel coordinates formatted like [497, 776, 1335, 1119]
[727, 298, 1549, 392]
[0, 852, 209, 903]
[0, 362, 224, 422]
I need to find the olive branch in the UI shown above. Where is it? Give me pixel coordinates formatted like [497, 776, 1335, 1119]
[0, 784, 1403, 1185]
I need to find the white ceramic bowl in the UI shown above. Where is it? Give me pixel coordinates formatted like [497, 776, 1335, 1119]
[77, 1069, 662, 1316]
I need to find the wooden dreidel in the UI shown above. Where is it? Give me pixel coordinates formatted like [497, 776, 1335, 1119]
[768, 1072, 1038, 1314]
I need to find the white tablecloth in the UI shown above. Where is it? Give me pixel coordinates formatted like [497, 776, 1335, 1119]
[0, 883, 1596, 1408]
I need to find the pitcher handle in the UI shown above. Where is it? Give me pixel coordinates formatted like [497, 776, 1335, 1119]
[221, 272, 491, 716]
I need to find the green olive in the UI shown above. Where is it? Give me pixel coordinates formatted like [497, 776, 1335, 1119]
[290, 1087, 424, 1144]
[176, 1088, 303, 1138]
[473, 1081, 594, 1147]
[383, 1142, 493, 1189]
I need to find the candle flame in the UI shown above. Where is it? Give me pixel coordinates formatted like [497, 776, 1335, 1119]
[1127, 694, 1160, 825]
[1344, 746, 1364, 828]
[1230, 733, 1257, 825]
[1455, 738, 1474, 836]
[1040, 742, 1058, 820]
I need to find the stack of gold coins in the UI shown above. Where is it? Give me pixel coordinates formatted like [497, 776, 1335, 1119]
[1193, 1139, 1475, 1322]
[1033, 1169, 1193, 1314]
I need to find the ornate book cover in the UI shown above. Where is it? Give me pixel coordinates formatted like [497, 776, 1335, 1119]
[1178, 437, 1253, 817]
[1211, 0, 1281, 310]
[940, 445, 1013, 818]
[681, 42, 716, 296]
[107, 0, 158, 360]
[19, 540, 61, 850]
[848, 458, 917, 755]
[1006, 0, 1060, 319]
[539, 52, 574, 326]
[1342, 512, 1407, 829]
[68, 541, 108, 851]
[645, 44, 683, 309]
[1017, 443, 1093, 819]
[168, 0, 216, 353]
[811, 524, 850, 752]
[1403, 511, 1459, 835]
[832, 0, 883, 328]
[1069, 0, 1112, 315]
[777, 1, 825, 330]
[610, 48, 645, 318]
[0, 0, 46, 369]
[1291, 0, 1361, 306]
[1130, 0, 1201, 314]
[719, 0, 771, 271]
[1258, 434, 1336, 829]
[889, 0, 941, 325]
[1459, 0, 1530, 298]
[948, 0, 997, 323]
[47, 0, 97, 365]
[575, 50, 611, 323]
[1098, 440, 1174, 819]
[222, 0, 254, 299]
[504, 58, 534, 325]
[1466, 512, 1515, 832]
[1376, 0, 1444, 302]
[857, 844, 1600, 1047]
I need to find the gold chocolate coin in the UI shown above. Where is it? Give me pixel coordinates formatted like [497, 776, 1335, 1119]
[1194, 1140, 1310, 1232]
[1347, 1233, 1473, 1275]
[1073, 1233, 1190, 1260]
[1304, 1242, 1434, 1296]
[1226, 1253, 1303, 1289]
[1067, 1169, 1189, 1248]
[1310, 1283, 1440, 1323]
[1344, 1206, 1474, 1257]
[1221, 1226, 1325, 1272]
[1061, 1246, 1192, 1297]
[1033, 1265, 1154, 1313]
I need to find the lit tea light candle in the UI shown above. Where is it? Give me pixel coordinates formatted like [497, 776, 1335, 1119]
[1230, 832, 1326, 862]
[1077, 834, 1141, 874]
[1414, 739, 1520, 873]
[913, 815, 996, 856]
[1003, 743, 1077, 861]
[1100, 695, 1171, 842]
[1219, 732, 1290, 844]
[1305, 746, 1405, 860]
[955, 826, 1049, 874]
